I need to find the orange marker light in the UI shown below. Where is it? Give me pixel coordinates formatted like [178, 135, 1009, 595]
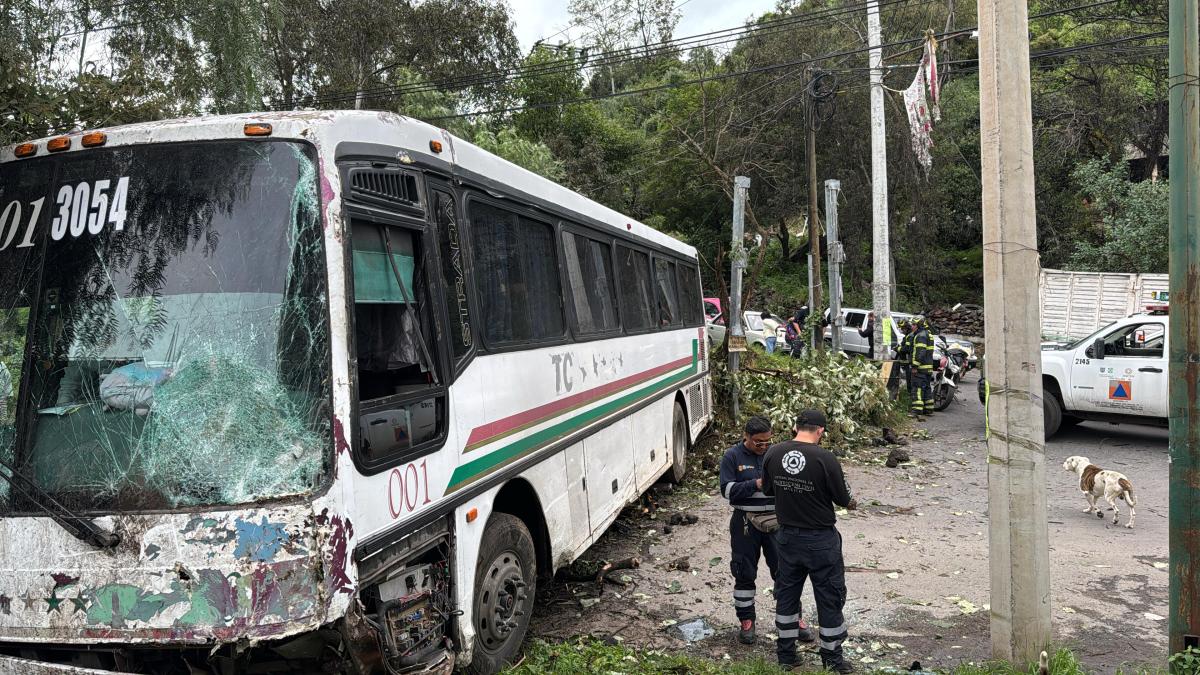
[244, 123, 273, 137]
[47, 136, 71, 153]
[466, 507, 478, 523]
[13, 143, 37, 158]
[81, 132, 107, 147]
[429, 139, 443, 153]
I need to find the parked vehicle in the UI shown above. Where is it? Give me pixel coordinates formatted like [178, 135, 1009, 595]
[942, 335, 978, 375]
[822, 308, 909, 358]
[705, 310, 773, 351]
[1041, 268, 1168, 340]
[979, 304, 1169, 437]
[703, 297, 723, 324]
[933, 335, 970, 411]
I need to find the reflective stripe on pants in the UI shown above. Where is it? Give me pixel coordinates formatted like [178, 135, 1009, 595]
[773, 526, 847, 666]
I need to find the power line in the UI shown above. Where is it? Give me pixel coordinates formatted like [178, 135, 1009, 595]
[288, 0, 946, 108]
[420, 29, 1165, 122]
[290, 0, 1126, 110]
[291, 0, 928, 107]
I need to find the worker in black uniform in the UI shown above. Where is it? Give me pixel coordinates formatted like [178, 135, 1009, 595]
[895, 319, 913, 398]
[719, 417, 814, 645]
[858, 312, 875, 358]
[911, 317, 935, 416]
[762, 409, 857, 673]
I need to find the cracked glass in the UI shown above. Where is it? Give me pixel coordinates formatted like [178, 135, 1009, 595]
[0, 140, 330, 511]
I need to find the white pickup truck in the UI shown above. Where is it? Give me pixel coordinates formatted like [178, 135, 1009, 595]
[981, 305, 1168, 437]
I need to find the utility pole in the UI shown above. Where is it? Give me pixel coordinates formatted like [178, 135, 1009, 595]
[1168, 0, 1200, 652]
[805, 68, 823, 349]
[867, 0, 891, 360]
[825, 180, 844, 352]
[977, 0, 1051, 662]
[728, 176, 751, 420]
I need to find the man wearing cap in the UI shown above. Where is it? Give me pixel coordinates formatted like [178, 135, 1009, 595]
[719, 416, 815, 645]
[762, 409, 857, 673]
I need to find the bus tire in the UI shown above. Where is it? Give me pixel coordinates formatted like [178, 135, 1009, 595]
[467, 513, 536, 675]
[667, 402, 689, 483]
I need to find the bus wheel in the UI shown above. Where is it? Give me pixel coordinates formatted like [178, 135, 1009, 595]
[667, 402, 689, 483]
[467, 513, 536, 674]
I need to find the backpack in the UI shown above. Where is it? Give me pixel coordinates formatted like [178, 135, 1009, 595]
[785, 320, 801, 342]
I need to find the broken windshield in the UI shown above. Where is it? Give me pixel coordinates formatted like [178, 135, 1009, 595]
[0, 140, 330, 512]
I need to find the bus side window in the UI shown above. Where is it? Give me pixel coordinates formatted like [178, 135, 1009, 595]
[350, 219, 445, 463]
[653, 257, 681, 328]
[616, 245, 654, 332]
[562, 231, 619, 336]
[677, 264, 704, 327]
[469, 201, 565, 346]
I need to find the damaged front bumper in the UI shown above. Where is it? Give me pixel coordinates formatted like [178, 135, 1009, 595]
[0, 654, 136, 674]
[0, 502, 353, 649]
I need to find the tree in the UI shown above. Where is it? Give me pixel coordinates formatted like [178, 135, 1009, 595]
[1067, 159, 1168, 273]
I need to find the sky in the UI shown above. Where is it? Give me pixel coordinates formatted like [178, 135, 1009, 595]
[508, 0, 780, 54]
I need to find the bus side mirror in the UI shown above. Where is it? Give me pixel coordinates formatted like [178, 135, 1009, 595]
[1091, 338, 1105, 360]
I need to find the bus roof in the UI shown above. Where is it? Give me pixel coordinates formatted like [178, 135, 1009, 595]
[2, 110, 697, 258]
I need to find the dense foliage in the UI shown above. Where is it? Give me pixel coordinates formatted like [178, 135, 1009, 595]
[2, 0, 1170, 311]
[712, 348, 903, 451]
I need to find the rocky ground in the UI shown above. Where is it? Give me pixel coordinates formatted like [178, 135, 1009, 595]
[525, 372, 1169, 673]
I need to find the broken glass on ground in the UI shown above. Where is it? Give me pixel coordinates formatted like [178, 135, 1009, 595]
[670, 617, 715, 643]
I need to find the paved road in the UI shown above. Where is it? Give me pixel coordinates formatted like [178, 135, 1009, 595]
[526, 372, 1169, 672]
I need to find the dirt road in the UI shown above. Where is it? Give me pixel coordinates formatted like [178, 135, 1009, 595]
[526, 372, 1169, 672]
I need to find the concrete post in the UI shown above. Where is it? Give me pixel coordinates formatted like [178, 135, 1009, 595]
[867, 0, 891, 361]
[977, 0, 1051, 661]
[825, 180, 844, 353]
[728, 176, 751, 420]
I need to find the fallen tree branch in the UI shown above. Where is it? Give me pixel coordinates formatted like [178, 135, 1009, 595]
[595, 557, 641, 595]
[845, 566, 904, 574]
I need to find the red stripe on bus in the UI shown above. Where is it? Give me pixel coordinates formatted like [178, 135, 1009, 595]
[464, 355, 693, 451]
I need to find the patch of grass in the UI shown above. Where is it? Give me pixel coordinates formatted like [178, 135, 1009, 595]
[506, 640, 1106, 675]
[953, 649, 1085, 675]
[505, 637, 792, 674]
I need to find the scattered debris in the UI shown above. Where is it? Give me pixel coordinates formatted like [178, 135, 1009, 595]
[885, 448, 911, 468]
[666, 556, 690, 571]
[667, 513, 700, 526]
[671, 617, 715, 643]
[563, 556, 642, 595]
[846, 567, 904, 574]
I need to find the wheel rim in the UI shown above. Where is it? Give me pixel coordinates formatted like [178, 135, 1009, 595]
[476, 548, 528, 654]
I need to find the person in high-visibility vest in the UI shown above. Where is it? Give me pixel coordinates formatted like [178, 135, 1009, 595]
[910, 318, 935, 416]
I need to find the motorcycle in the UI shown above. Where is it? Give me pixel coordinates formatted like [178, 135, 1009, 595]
[932, 336, 965, 411]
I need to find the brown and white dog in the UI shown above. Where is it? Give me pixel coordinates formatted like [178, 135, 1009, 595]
[1063, 455, 1136, 529]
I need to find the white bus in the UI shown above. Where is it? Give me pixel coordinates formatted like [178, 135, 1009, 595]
[0, 111, 713, 674]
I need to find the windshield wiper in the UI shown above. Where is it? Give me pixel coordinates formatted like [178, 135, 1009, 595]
[0, 455, 120, 548]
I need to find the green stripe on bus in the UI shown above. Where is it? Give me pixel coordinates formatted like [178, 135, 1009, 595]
[446, 340, 699, 493]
